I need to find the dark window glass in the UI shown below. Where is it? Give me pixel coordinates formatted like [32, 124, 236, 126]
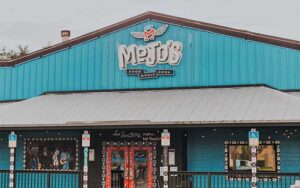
[228, 145, 276, 172]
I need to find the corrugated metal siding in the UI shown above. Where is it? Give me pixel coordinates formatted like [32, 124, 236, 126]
[0, 132, 10, 170]
[1, 20, 300, 101]
[187, 127, 300, 173]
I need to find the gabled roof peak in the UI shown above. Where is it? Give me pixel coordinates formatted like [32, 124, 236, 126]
[1, 11, 300, 67]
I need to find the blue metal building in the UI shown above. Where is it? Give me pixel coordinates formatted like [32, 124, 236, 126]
[0, 12, 300, 188]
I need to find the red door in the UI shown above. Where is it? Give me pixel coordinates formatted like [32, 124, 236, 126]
[106, 146, 153, 188]
[106, 146, 130, 188]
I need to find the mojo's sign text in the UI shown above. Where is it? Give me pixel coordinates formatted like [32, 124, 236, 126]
[118, 24, 183, 80]
[118, 40, 183, 70]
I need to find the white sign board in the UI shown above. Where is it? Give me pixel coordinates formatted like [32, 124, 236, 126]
[160, 166, 164, 177]
[82, 132, 90, 147]
[161, 131, 170, 146]
[249, 129, 259, 147]
[170, 166, 178, 172]
[118, 40, 183, 70]
[89, 149, 95, 161]
[169, 149, 175, 165]
[8, 132, 17, 148]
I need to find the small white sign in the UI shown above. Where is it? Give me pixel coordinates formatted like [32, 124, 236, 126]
[160, 167, 164, 176]
[8, 132, 17, 148]
[161, 130, 170, 146]
[170, 166, 178, 172]
[82, 132, 90, 147]
[169, 149, 175, 165]
[89, 149, 95, 161]
[249, 129, 259, 147]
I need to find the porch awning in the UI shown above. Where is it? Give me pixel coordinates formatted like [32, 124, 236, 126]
[1, 86, 300, 128]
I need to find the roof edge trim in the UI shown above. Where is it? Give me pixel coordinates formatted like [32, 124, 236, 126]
[1, 11, 300, 67]
[1, 120, 300, 130]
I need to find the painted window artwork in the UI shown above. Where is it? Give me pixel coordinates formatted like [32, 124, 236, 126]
[24, 138, 79, 171]
[228, 145, 277, 172]
[134, 150, 148, 187]
[111, 150, 125, 171]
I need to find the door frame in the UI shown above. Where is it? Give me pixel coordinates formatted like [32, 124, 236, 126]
[101, 141, 158, 188]
[129, 146, 153, 188]
[105, 146, 129, 188]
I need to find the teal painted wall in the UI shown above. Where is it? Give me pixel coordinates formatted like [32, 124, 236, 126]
[0, 132, 10, 170]
[187, 127, 300, 173]
[0, 172, 80, 188]
[1, 20, 300, 101]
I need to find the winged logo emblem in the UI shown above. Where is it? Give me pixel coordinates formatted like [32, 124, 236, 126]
[131, 25, 168, 41]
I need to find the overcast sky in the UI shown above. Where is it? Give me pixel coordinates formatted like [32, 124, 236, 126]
[1, 0, 300, 51]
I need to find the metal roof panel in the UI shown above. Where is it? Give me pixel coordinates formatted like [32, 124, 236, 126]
[0, 87, 300, 128]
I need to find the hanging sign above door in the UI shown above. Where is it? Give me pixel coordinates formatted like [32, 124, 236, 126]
[118, 25, 183, 79]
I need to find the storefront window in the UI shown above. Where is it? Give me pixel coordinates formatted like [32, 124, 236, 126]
[228, 145, 277, 172]
[134, 150, 148, 187]
[24, 138, 79, 171]
[111, 150, 125, 170]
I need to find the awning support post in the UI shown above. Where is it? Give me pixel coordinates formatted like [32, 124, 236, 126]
[249, 128, 259, 188]
[8, 131, 17, 188]
[161, 129, 170, 188]
[82, 130, 90, 188]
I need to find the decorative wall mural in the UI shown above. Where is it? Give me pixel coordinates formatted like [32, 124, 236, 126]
[24, 137, 79, 171]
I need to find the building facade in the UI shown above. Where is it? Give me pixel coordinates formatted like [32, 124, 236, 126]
[0, 12, 300, 188]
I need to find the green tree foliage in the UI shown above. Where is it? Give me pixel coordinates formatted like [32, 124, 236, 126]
[0, 45, 30, 60]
